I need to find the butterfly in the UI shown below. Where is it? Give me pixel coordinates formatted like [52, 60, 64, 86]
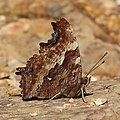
[15, 18, 107, 102]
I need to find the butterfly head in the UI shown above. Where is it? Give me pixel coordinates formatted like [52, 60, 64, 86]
[81, 76, 91, 87]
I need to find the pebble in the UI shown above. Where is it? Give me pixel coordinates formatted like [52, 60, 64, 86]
[29, 112, 38, 117]
[93, 98, 108, 106]
[69, 98, 74, 103]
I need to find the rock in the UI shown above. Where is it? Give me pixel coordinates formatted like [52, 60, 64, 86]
[0, 79, 120, 120]
[73, 0, 120, 45]
[0, 19, 30, 35]
[0, 45, 8, 67]
[69, 98, 74, 103]
[93, 98, 108, 106]
[0, 15, 6, 27]
[6, 103, 13, 107]
[7, 87, 21, 96]
[0, 0, 72, 18]
[29, 112, 38, 117]
[0, 72, 9, 79]
[7, 58, 25, 72]
[116, 0, 120, 5]
[0, 79, 9, 87]
[0, 18, 51, 68]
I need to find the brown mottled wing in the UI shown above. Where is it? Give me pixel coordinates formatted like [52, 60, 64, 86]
[15, 18, 82, 100]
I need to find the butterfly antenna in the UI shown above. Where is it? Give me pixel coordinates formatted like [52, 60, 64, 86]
[86, 52, 108, 77]
[87, 61, 105, 75]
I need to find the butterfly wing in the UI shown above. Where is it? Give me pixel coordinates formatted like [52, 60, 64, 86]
[16, 18, 82, 100]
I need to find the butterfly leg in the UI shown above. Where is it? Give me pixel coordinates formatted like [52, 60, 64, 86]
[83, 87, 87, 94]
[81, 87, 87, 103]
[50, 92, 61, 100]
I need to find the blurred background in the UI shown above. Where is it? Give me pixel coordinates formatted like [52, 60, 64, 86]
[0, 0, 120, 96]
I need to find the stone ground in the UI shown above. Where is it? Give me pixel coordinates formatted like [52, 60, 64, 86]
[0, 0, 120, 120]
[0, 79, 120, 120]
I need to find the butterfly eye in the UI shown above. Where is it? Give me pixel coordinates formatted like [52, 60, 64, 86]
[81, 77, 88, 85]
